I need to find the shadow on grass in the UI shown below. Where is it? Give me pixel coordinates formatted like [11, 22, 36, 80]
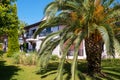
[36, 62, 58, 79]
[94, 59, 120, 80]
[37, 59, 120, 80]
[78, 60, 120, 80]
[37, 61, 87, 80]
[0, 60, 21, 80]
[99, 67, 120, 80]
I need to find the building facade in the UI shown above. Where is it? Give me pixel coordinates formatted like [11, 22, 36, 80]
[21, 21, 87, 59]
[19, 21, 120, 59]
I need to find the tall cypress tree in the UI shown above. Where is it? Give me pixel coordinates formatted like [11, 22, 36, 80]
[7, 4, 19, 56]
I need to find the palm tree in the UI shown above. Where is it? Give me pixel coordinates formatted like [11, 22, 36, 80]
[18, 21, 27, 41]
[34, 0, 120, 79]
[18, 21, 28, 52]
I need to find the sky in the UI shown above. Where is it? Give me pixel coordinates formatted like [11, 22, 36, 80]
[16, 0, 53, 25]
[17, 0, 120, 25]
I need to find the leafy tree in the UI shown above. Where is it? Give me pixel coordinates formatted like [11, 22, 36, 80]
[0, 0, 19, 56]
[34, 0, 120, 79]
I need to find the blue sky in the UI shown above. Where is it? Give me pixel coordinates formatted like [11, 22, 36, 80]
[17, 0, 53, 25]
[17, 0, 120, 25]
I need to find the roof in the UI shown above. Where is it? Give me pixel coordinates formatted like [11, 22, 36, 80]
[24, 21, 41, 30]
[24, 17, 47, 30]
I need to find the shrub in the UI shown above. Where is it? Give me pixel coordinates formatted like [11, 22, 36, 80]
[13, 52, 38, 65]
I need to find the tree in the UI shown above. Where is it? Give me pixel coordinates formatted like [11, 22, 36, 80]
[7, 3, 19, 56]
[34, 0, 120, 79]
[18, 21, 28, 52]
[0, 0, 19, 56]
[18, 21, 28, 37]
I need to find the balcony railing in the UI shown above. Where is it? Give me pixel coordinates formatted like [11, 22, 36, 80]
[25, 31, 53, 39]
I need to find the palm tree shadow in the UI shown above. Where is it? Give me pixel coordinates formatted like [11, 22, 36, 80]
[62, 61, 87, 80]
[36, 61, 72, 79]
[0, 60, 21, 80]
[64, 62, 71, 80]
[100, 67, 120, 80]
[38, 59, 120, 80]
[77, 61, 87, 73]
[37, 61, 87, 80]
[36, 61, 59, 79]
[77, 61, 87, 80]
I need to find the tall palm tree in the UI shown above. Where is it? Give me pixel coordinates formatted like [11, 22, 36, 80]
[34, 0, 120, 79]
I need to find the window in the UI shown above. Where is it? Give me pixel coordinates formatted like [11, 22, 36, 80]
[78, 49, 84, 56]
[32, 29, 36, 34]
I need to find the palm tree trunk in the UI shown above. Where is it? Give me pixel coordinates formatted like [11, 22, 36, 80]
[22, 33, 27, 52]
[85, 34, 104, 76]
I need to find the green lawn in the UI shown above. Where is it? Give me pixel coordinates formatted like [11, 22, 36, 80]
[0, 57, 120, 80]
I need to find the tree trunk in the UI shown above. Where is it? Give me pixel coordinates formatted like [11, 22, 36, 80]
[85, 34, 104, 76]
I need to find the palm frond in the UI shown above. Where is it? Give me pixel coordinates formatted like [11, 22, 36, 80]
[82, 0, 90, 11]
[88, 24, 96, 34]
[102, 0, 108, 5]
[102, 9, 120, 25]
[56, 34, 77, 80]
[44, 1, 58, 20]
[55, 0, 64, 5]
[34, 17, 66, 38]
[33, 20, 47, 38]
[39, 38, 60, 70]
[59, 32, 75, 56]
[44, 2, 56, 14]
[114, 38, 120, 56]
[71, 31, 85, 80]
[58, 10, 70, 18]
[112, 3, 120, 10]
[59, 26, 77, 57]
[115, 30, 120, 43]
[108, 9, 120, 18]
[64, 1, 79, 11]
[103, 0, 114, 8]
[38, 30, 62, 55]
[97, 24, 114, 57]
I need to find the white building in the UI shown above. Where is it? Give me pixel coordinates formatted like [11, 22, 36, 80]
[22, 21, 86, 59]
[21, 21, 120, 59]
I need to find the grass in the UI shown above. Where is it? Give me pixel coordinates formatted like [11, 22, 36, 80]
[0, 56, 120, 80]
[0, 57, 40, 80]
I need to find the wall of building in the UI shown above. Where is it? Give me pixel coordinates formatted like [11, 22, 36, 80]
[23, 22, 120, 59]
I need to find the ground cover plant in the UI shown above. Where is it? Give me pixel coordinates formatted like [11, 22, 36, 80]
[12, 52, 38, 65]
